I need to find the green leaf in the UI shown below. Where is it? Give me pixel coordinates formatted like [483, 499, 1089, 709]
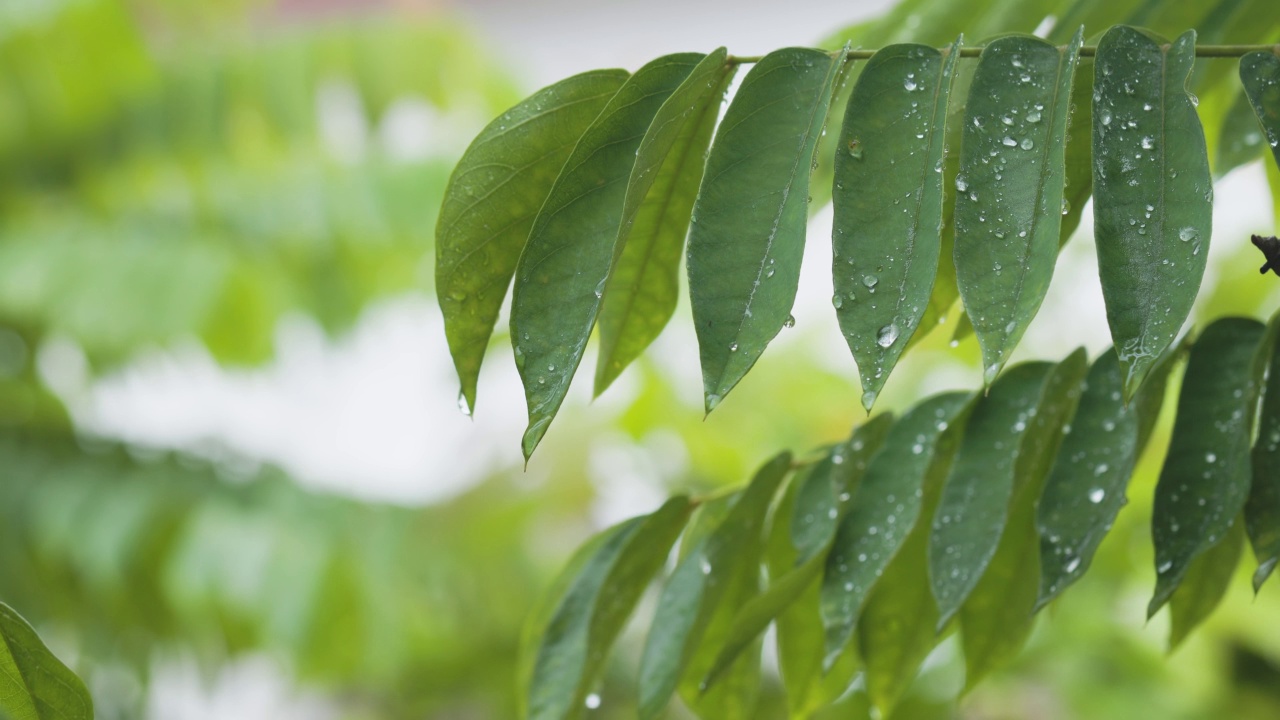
[0, 602, 93, 720]
[1168, 518, 1245, 650]
[820, 392, 970, 668]
[1092, 26, 1212, 401]
[1149, 317, 1266, 618]
[637, 452, 790, 720]
[1215, 88, 1268, 176]
[594, 50, 737, 396]
[929, 361, 1053, 625]
[790, 414, 895, 564]
[831, 40, 961, 410]
[527, 498, 692, 720]
[1240, 49, 1280, 172]
[1247, 311, 1280, 591]
[955, 30, 1084, 383]
[436, 69, 628, 414]
[687, 46, 847, 413]
[958, 349, 1089, 688]
[512, 54, 706, 458]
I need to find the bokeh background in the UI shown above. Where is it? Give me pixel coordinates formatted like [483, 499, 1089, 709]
[1, 1, 1279, 718]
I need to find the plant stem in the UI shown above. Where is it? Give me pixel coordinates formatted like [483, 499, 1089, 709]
[726, 43, 1280, 65]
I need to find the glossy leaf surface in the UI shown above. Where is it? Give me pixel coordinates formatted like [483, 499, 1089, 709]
[1240, 49, 1280, 170]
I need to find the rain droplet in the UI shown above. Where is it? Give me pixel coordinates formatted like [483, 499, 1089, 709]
[1026, 110, 1042, 123]
[904, 77, 918, 91]
[457, 393, 472, 417]
[876, 323, 900, 348]
[783, 314, 796, 328]
[1002, 136, 1018, 147]
[832, 294, 844, 309]
[1088, 488, 1105, 503]
[1020, 138, 1034, 150]
[1140, 136, 1154, 150]
[863, 275, 879, 288]
[1179, 227, 1197, 242]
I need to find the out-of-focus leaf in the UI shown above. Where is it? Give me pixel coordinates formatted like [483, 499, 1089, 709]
[929, 361, 1053, 624]
[955, 31, 1083, 383]
[1216, 89, 1269, 175]
[790, 414, 894, 564]
[958, 349, 1088, 687]
[831, 41, 960, 410]
[0, 601, 93, 720]
[1150, 317, 1265, 617]
[1248, 311, 1280, 590]
[637, 453, 790, 720]
[820, 392, 970, 668]
[512, 54, 704, 458]
[594, 51, 736, 396]
[1092, 26, 1211, 401]
[436, 69, 627, 413]
[1168, 519, 1245, 650]
[1240, 49, 1280, 172]
[687, 47, 846, 413]
[526, 498, 692, 720]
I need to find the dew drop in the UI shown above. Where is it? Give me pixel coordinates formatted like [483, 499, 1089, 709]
[1088, 488, 1105, 503]
[876, 323, 900, 348]
[1002, 136, 1018, 147]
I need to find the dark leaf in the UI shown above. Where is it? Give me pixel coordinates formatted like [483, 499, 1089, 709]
[1168, 518, 1245, 650]
[1247, 311, 1280, 590]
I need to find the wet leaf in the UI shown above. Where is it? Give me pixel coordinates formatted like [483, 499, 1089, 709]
[1247, 311, 1280, 590]
[511, 54, 704, 458]
[955, 30, 1083, 384]
[1168, 519, 1245, 650]
[594, 51, 736, 395]
[0, 601, 93, 720]
[1215, 89, 1269, 176]
[1149, 317, 1265, 618]
[637, 453, 790, 720]
[831, 40, 960, 410]
[527, 498, 692, 720]
[929, 361, 1053, 625]
[436, 69, 628, 414]
[1092, 26, 1212, 401]
[688, 47, 847, 413]
[1239, 49, 1280, 172]
[820, 392, 970, 668]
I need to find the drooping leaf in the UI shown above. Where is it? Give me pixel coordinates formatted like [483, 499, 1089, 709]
[831, 40, 960, 410]
[1247, 311, 1280, 590]
[929, 361, 1053, 625]
[955, 30, 1083, 384]
[0, 601, 93, 720]
[594, 51, 737, 395]
[820, 392, 970, 668]
[637, 453, 790, 720]
[790, 414, 895, 564]
[511, 54, 706, 458]
[1240, 49, 1280, 172]
[1168, 518, 1245, 650]
[958, 349, 1088, 688]
[1215, 88, 1269, 176]
[1092, 26, 1212, 401]
[527, 498, 692, 720]
[436, 69, 627, 414]
[1149, 317, 1266, 617]
[687, 46, 847, 413]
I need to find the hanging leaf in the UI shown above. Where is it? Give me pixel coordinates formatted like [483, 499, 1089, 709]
[1036, 344, 1179, 607]
[687, 46, 847, 413]
[437, 69, 628, 414]
[954, 30, 1083, 384]
[1092, 26, 1212, 401]
[594, 50, 737, 395]
[1215, 89, 1269, 175]
[831, 40, 960, 410]
[820, 392, 970, 668]
[1168, 519, 1245, 650]
[511, 54, 705, 458]
[1247, 311, 1280, 590]
[1239, 49, 1280, 171]
[790, 414, 895, 564]
[526, 498, 692, 720]
[958, 348, 1088, 688]
[637, 453, 790, 720]
[1149, 317, 1265, 618]
[0, 602, 93, 720]
[929, 361, 1053, 625]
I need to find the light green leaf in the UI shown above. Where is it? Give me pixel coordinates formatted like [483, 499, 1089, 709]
[1168, 519, 1245, 650]
[594, 50, 736, 395]
[687, 46, 847, 413]
[511, 54, 705, 458]
[832, 40, 960, 410]
[1149, 317, 1265, 617]
[1092, 26, 1212, 401]
[527, 498, 692, 720]
[820, 392, 970, 668]
[637, 453, 790, 720]
[436, 69, 627, 414]
[1240, 49, 1280, 172]
[0, 602, 93, 720]
[955, 30, 1083, 383]
[929, 361, 1053, 625]
[1247, 311, 1280, 591]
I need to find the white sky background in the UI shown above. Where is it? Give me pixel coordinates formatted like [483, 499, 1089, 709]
[57, 0, 1278, 510]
